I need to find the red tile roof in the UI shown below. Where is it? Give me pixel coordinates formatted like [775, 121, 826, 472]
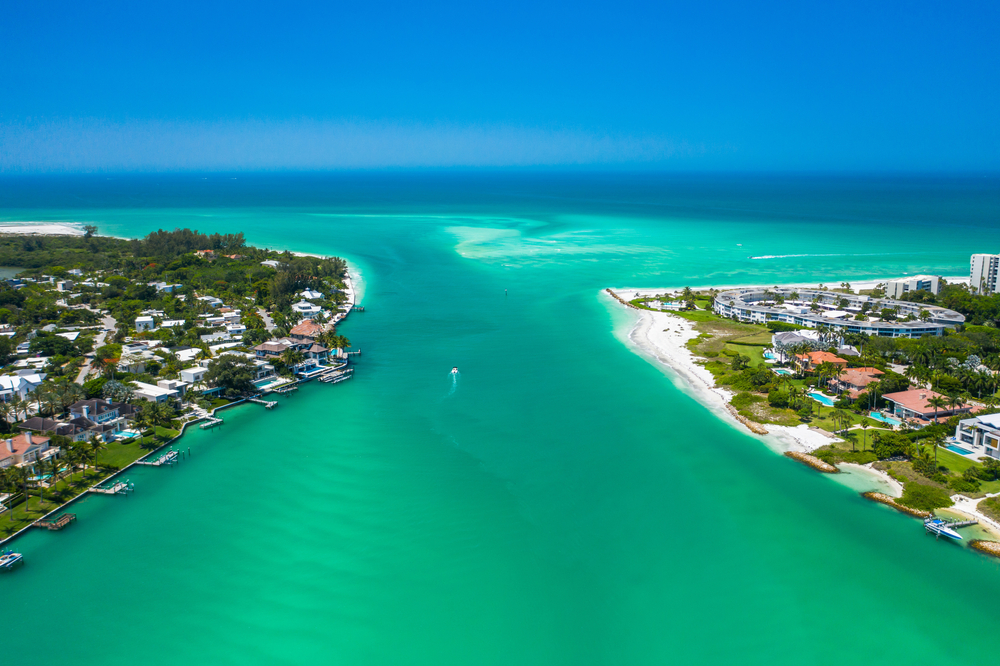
[882, 389, 970, 416]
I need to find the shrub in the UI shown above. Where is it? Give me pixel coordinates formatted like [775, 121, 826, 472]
[731, 392, 762, 410]
[900, 482, 952, 511]
[768, 389, 789, 408]
[949, 477, 980, 493]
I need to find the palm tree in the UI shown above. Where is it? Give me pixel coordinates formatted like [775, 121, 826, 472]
[88, 436, 106, 471]
[7, 466, 27, 519]
[931, 434, 943, 469]
[926, 395, 947, 424]
[859, 418, 871, 452]
[9, 394, 26, 422]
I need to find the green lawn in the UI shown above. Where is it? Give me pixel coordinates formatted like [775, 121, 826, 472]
[0, 426, 183, 540]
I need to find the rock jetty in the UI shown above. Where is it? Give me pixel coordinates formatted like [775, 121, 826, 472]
[784, 450, 838, 473]
[861, 492, 931, 518]
[969, 540, 1000, 559]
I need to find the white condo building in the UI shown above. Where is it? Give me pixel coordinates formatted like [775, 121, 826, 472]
[970, 253, 1000, 295]
[884, 275, 940, 300]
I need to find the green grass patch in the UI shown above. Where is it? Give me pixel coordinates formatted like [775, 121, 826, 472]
[980, 497, 1000, 523]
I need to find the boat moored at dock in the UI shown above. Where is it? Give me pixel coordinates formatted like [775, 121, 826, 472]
[924, 518, 964, 540]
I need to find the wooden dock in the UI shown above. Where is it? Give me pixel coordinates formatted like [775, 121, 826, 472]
[249, 397, 278, 409]
[319, 367, 354, 384]
[351, 305, 365, 312]
[34, 513, 76, 530]
[137, 449, 179, 466]
[91, 480, 134, 495]
[200, 417, 224, 429]
[274, 386, 298, 395]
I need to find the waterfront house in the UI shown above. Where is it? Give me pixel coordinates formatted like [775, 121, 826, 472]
[955, 413, 1000, 460]
[828, 367, 884, 399]
[882, 389, 972, 423]
[299, 289, 323, 300]
[0, 432, 56, 469]
[794, 351, 848, 373]
[255, 341, 290, 359]
[291, 300, 324, 319]
[69, 399, 138, 425]
[304, 343, 330, 362]
[131, 381, 183, 404]
[289, 319, 323, 343]
[0, 371, 47, 402]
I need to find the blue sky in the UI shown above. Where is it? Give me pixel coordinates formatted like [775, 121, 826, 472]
[1, 0, 997, 172]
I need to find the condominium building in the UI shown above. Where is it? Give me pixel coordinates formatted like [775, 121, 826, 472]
[970, 253, 1000, 295]
[884, 275, 940, 300]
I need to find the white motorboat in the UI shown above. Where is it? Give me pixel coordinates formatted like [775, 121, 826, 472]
[924, 518, 962, 540]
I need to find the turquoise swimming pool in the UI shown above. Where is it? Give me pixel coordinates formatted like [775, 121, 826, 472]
[868, 412, 901, 427]
[945, 444, 973, 455]
[808, 392, 835, 407]
[773, 368, 793, 376]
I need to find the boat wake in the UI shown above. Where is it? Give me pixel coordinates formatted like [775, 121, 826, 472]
[447, 369, 460, 396]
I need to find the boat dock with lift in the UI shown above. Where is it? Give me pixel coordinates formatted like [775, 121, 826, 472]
[34, 513, 77, 531]
[91, 479, 134, 496]
[137, 448, 180, 466]
[200, 417, 224, 429]
[924, 516, 978, 540]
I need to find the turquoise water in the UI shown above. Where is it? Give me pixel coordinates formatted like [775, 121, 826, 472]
[869, 411, 903, 427]
[809, 392, 836, 407]
[945, 444, 973, 455]
[2, 173, 1000, 664]
[773, 368, 793, 376]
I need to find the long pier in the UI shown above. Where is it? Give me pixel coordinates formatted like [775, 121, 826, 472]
[249, 397, 278, 409]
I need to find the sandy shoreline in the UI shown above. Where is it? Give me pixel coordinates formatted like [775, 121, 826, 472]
[619, 291, 839, 455]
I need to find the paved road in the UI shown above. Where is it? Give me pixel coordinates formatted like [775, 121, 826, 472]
[76, 314, 117, 385]
[256, 306, 276, 332]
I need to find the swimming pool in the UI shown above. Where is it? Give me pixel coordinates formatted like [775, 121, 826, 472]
[773, 368, 793, 376]
[118, 430, 141, 439]
[764, 352, 777, 360]
[868, 412, 902, 427]
[945, 444, 974, 455]
[809, 392, 836, 407]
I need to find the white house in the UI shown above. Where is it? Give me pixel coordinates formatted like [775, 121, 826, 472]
[135, 315, 155, 332]
[197, 295, 224, 308]
[131, 381, 181, 403]
[261, 260, 281, 269]
[180, 366, 207, 384]
[0, 371, 47, 402]
[226, 323, 246, 336]
[160, 319, 186, 328]
[291, 300, 324, 319]
[299, 289, 323, 300]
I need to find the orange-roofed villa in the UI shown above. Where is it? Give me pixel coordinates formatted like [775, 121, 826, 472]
[794, 351, 848, 373]
[881, 389, 973, 424]
[829, 367, 883, 399]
